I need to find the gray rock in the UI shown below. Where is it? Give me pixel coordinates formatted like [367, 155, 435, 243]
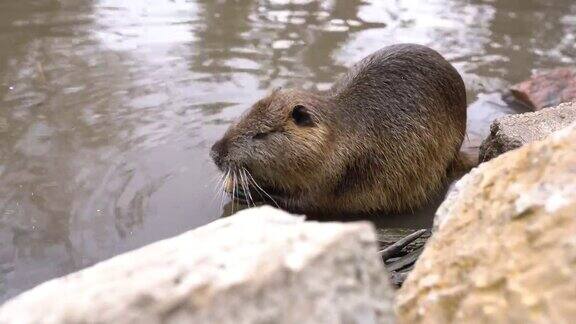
[479, 101, 576, 162]
[0, 206, 394, 324]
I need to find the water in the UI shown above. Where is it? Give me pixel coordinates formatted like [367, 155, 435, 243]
[0, 0, 575, 302]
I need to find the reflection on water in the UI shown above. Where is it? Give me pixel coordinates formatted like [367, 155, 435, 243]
[1, 0, 575, 301]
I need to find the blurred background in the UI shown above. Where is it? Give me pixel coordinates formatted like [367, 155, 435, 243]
[0, 0, 575, 302]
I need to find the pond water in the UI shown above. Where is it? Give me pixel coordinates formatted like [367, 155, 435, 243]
[1, 0, 575, 302]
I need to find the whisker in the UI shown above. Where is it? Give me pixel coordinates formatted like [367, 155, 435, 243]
[209, 170, 227, 205]
[209, 171, 223, 185]
[245, 169, 256, 207]
[228, 169, 236, 214]
[238, 168, 251, 208]
[244, 168, 280, 208]
[231, 169, 236, 214]
[241, 168, 255, 207]
[219, 169, 230, 211]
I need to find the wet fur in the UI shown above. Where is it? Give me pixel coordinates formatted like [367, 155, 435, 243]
[211, 44, 467, 215]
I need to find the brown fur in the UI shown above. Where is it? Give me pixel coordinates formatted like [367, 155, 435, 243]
[211, 44, 467, 215]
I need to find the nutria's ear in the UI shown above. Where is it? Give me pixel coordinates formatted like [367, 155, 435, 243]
[291, 105, 314, 127]
[270, 87, 282, 95]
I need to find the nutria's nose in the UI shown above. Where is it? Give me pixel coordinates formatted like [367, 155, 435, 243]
[210, 137, 229, 170]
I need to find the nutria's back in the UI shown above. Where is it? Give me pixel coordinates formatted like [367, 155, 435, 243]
[211, 44, 467, 215]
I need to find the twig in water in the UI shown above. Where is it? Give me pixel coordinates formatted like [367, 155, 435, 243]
[378, 229, 427, 260]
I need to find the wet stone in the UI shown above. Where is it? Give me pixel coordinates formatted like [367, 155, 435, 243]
[507, 67, 576, 111]
[479, 101, 576, 162]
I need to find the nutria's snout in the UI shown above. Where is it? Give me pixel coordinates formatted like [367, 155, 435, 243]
[210, 137, 229, 170]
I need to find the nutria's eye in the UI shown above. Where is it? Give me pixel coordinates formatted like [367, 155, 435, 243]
[252, 132, 268, 140]
[291, 105, 314, 127]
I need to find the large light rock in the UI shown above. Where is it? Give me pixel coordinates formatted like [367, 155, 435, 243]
[0, 206, 394, 324]
[479, 101, 576, 162]
[397, 123, 576, 323]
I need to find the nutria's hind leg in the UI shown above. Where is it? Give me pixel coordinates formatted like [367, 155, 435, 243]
[447, 151, 478, 180]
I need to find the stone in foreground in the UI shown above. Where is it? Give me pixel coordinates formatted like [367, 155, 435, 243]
[479, 101, 576, 162]
[397, 123, 576, 323]
[0, 206, 394, 324]
[508, 67, 576, 110]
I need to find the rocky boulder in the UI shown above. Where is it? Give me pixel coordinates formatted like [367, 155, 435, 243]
[397, 122, 576, 323]
[0, 206, 394, 324]
[479, 101, 576, 162]
[508, 67, 576, 110]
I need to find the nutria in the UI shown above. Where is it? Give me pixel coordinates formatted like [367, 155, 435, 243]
[211, 44, 467, 215]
